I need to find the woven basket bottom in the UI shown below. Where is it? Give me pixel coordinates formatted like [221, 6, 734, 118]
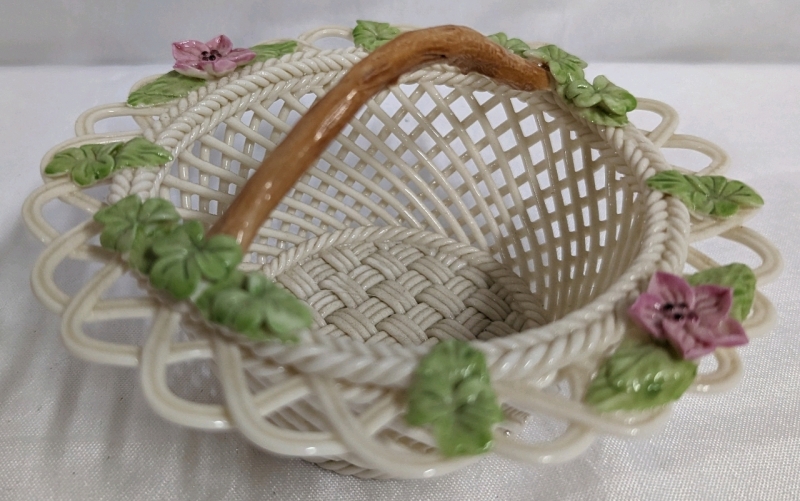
[271, 226, 549, 347]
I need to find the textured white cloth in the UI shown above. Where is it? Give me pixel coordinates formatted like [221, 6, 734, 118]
[1, 1, 799, 64]
[0, 64, 797, 500]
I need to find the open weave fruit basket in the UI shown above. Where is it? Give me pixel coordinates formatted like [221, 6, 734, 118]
[23, 24, 781, 479]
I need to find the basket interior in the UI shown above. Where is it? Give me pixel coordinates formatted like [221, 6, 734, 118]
[156, 74, 645, 328]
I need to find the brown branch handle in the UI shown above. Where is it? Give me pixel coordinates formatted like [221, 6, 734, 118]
[209, 25, 551, 248]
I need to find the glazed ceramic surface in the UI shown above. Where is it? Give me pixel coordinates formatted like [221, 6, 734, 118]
[23, 25, 780, 478]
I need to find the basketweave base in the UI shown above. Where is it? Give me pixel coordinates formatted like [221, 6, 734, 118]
[268, 226, 549, 347]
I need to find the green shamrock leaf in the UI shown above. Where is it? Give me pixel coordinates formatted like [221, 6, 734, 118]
[195, 271, 310, 342]
[646, 170, 764, 218]
[94, 194, 181, 254]
[148, 220, 243, 299]
[687, 263, 757, 322]
[487, 33, 531, 57]
[562, 78, 602, 108]
[44, 143, 122, 186]
[114, 137, 173, 169]
[406, 340, 504, 457]
[127, 228, 168, 274]
[352, 20, 400, 52]
[127, 71, 207, 108]
[575, 106, 629, 127]
[45, 138, 172, 186]
[585, 339, 698, 412]
[249, 41, 298, 63]
[592, 75, 637, 115]
[562, 76, 637, 126]
[524, 44, 587, 84]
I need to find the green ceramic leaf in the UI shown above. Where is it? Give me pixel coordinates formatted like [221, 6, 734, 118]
[406, 340, 504, 457]
[196, 271, 310, 342]
[524, 44, 587, 84]
[149, 251, 202, 299]
[114, 137, 173, 169]
[194, 270, 246, 317]
[72, 144, 118, 185]
[148, 220, 243, 299]
[562, 78, 602, 108]
[194, 234, 244, 281]
[44, 143, 122, 186]
[264, 293, 313, 335]
[352, 20, 400, 52]
[127, 227, 170, 274]
[576, 106, 629, 127]
[94, 194, 181, 254]
[562, 76, 636, 126]
[585, 339, 698, 412]
[250, 41, 298, 63]
[687, 263, 757, 322]
[645, 170, 691, 195]
[591, 75, 637, 116]
[44, 138, 170, 186]
[127, 71, 207, 108]
[43, 150, 82, 177]
[487, 33, 530, 57]
[646, 170, 764, 218]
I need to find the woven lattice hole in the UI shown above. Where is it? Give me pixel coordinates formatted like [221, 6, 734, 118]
[165, 357, 225, 406]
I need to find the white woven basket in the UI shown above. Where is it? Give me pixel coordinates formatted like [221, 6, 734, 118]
[23, 26, 781, 479]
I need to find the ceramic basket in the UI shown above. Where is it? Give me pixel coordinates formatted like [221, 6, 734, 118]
[23, 25, 781, 479]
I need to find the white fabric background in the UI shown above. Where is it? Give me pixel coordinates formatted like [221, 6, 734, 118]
[1, 1, 799, 64]
[1, 4, 799, 500]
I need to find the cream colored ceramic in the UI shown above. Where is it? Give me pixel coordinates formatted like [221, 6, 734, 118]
[23, 26, 780, 479]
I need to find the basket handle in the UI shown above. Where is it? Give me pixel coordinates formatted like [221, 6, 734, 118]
[209, 25, 551, 248]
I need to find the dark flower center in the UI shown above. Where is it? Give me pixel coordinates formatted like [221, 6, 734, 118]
[661, 302, 697, 322]
[200, 49, 222, 62]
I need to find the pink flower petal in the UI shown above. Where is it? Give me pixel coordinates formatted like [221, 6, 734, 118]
[628, 293, 667, 338]
[714, 317, 749, 348]
[225, 48, 257, 64]
[629, 270, 748, 360]
[207, 35, 233, 55]
[693, 284, 733, 327]
[682, 342, 716, 360]
[203, 58, 238, 77]
[172, 40, 208, 62]
[173, 62, 212, 79]
[664, 320, 715, 359]
[648, 272, 695, 307]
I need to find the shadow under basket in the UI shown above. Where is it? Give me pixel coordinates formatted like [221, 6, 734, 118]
[25, 28, 779, 480]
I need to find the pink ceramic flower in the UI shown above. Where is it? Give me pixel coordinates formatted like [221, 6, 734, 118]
[628, 271, 748, 359]
[172, 35, 256, 79]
